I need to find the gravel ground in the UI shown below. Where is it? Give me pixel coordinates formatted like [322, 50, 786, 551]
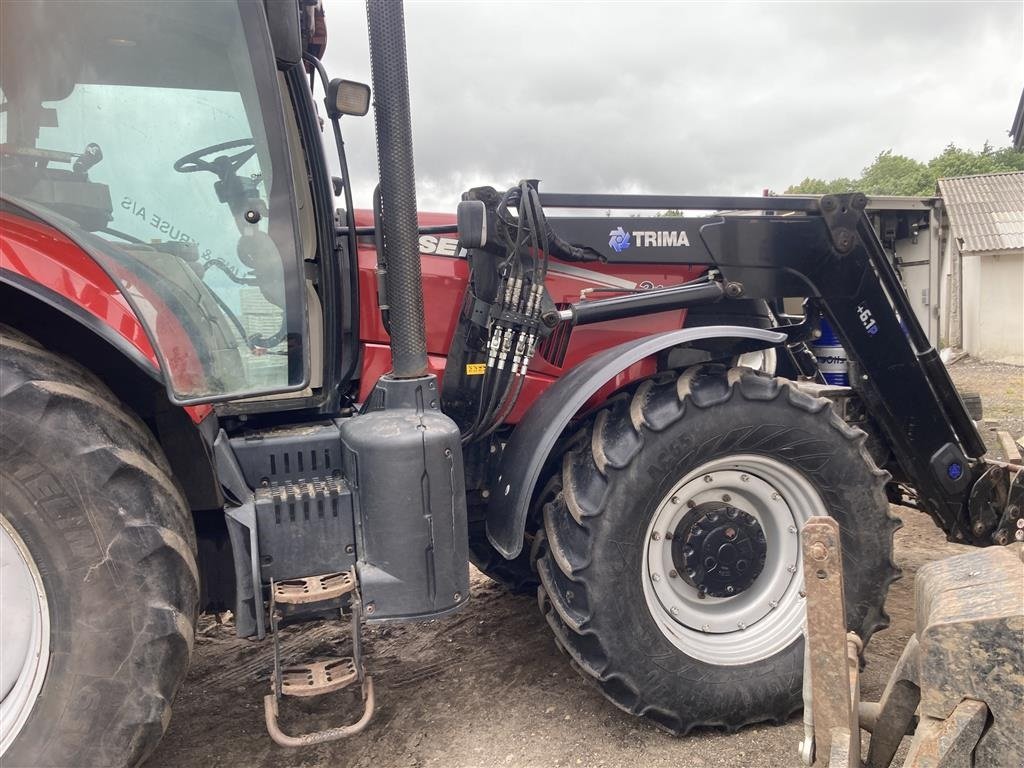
[948, 357, 1024, 461]
[148, 358, 1022, 768]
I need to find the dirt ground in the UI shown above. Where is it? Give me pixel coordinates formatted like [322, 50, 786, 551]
[148, 358, 1022, 768]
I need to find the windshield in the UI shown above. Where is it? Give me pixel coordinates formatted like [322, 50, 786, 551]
[0, 0, 307, 403]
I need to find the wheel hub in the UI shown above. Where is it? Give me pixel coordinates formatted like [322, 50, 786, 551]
[673, 503, 766, 598]
[642, 458, 819, 665]
[0, 515, 50, 755]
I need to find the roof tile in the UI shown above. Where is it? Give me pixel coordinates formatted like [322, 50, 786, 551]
[937, 171, 1024, 253]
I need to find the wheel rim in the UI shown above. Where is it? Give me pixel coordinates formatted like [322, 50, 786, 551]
[641, 454, 822, 665]
[0, 515, 50, 754]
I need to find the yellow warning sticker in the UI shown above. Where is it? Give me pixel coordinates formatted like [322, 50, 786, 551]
[465, 363, 487, 375]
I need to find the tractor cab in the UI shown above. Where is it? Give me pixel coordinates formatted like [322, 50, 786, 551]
[0, 0, 329, 403]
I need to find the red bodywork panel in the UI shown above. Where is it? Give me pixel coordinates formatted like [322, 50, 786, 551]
[0, 212, 213, 423]
[354, 210, 706, 421]
[2, 207, 704, 427]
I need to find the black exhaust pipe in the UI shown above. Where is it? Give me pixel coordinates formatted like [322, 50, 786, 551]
[366, 0, 427, 379]
[340, 1, 468, 623]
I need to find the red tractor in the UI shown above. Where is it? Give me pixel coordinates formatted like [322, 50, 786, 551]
[1, 1, 1019, 765]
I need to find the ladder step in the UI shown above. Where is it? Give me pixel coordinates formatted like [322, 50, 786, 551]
[280, 657, 358, 697]
[273, 571, 355, 605]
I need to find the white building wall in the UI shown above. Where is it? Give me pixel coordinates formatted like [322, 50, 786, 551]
[969, 251, 1024, 365]
[961, 252, 981, 357]
[938, 227, 958, 349]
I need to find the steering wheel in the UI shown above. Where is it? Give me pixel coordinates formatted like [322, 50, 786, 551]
[173, 138, 256, 176]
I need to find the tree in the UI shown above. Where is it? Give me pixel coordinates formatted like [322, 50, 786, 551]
[784, 177, 859, 195]
[859, 151, 931, 195]
[785, 142, 1024, 196]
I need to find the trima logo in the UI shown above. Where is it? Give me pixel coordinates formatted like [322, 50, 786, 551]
[608, 226, 691, 253]
[608, 226, 631, 253]
[634, 230, 691, 247]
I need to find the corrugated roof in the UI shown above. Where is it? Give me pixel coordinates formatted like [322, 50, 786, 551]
[937, 171, 1024, 254]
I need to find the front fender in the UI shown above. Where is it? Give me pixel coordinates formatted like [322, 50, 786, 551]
[485, 325, 787, 558]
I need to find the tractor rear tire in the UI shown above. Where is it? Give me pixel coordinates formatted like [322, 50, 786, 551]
[0, 327, 198, 767]
[535, 366, 899, 733]
[468, 520, 539, 594]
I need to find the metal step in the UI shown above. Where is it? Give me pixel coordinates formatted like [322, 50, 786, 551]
[263, 570, 375, 746]
[272, 571, 355, 605]
[264, 678, 375, 747]
[280, 657, 358, 697]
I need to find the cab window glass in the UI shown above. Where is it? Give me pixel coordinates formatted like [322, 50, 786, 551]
[0, 0, 307, 402]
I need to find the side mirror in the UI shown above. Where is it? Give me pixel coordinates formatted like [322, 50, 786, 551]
[325, 79, 371, 119]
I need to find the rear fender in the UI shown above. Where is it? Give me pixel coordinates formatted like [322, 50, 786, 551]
[485, 325, 787, 558]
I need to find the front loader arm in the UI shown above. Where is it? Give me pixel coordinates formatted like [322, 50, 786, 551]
[700, 193, 988, 542]
[540, 192, 1018, 546]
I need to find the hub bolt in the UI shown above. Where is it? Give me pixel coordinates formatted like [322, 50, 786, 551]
[652, 531, 661, 541]
[722, 493, 732, 502]
[768, 600, 778, 609]
[1016, 518, 1024, 530]
[771, 492, 781, 501]
[670, 606, 680, 616]
[737, 621, 747, 630]
[664, 532, 673, 540]
[789, 525, 798, 534]
[671, 496, 679, 504]
[669, 570, 678, 579]
[704, 475, 713, 483]
[687, 499, 697, 509]
[787, 564, 797, 573]
[725, 527, 736, 539]
[701, 623, 711, 632]
[740, 474, 749, 482]
[725, 585, 734, 594]
[651, 573, 661, 582]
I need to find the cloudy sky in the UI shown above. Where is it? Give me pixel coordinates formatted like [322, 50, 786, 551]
[320, 1, 1023, 212]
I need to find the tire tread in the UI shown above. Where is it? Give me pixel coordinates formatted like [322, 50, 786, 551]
[536, 365, 898, 733]
[0, 325, 197, 767]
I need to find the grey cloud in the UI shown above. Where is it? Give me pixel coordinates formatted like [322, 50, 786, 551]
[320, 1, 1023, 212]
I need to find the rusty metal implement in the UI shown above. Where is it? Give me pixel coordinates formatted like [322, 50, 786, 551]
[800, 515, 1024, 768]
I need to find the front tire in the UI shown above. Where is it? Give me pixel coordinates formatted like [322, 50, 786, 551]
[536, 366, 899, 732]
[0, 328, 198, 767]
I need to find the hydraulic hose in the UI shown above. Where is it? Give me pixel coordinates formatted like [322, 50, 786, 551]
[366, 0, 428, 378]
